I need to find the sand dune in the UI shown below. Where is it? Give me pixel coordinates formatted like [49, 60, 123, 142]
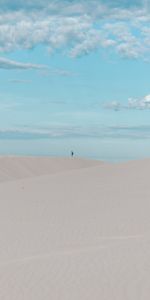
[0, 157, 149, 299]
[0, 156, 102, 182]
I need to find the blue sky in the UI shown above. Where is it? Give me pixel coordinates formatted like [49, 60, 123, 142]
[0, 0, 150, 160]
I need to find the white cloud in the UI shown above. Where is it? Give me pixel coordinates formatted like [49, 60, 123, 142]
[128, 95, 150, 109]
[104, 94, 150, 110]
[0, 1, 149, 59]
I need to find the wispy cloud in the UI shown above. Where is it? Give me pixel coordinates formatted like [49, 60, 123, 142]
[40, 68, 75, 77]
[0, 57, 72, 76]
[1, 123, 150, 140]
[0, 57, 47, 70]
[8, 79, 32, 83]
[0, 102, 20, 111]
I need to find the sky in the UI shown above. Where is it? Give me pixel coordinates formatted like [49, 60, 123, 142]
[0, 0, 150, 160]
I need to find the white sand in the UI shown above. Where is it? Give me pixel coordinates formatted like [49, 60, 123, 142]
[0, 156, 149, 299]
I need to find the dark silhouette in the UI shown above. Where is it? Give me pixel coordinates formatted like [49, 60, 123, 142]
[71, 151, 74, 157]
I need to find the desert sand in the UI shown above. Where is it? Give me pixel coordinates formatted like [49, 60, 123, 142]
[0, 156, 149, 299]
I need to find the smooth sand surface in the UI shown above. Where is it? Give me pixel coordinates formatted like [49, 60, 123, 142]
[0, 157, 149, 299]
[0, 156, 102, 182]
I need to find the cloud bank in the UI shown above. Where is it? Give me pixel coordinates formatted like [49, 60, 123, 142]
[0, 0, 149, 59]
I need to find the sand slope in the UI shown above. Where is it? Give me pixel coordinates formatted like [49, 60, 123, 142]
[0, 156, 102, 182]
[0, 157, 149, 299]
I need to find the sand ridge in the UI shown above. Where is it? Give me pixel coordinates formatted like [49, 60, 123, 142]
[0, 156, 103, 182]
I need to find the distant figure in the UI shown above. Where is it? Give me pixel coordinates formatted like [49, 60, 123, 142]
[71, 151, 74, 157]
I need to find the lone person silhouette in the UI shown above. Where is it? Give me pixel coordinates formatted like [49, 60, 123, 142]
[71, 151, 74, 157]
